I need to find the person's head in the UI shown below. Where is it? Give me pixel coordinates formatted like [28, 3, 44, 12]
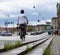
[20, 9, 24, 14]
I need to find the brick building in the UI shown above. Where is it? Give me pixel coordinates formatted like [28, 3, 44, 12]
[0, 26, 16, 33]
[51, 3, 60, 30]
[51, 17, 58, 30]
[57, 3, 60, 29]
[0, 24, 50, 32]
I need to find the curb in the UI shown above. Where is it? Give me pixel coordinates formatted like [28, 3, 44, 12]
[17, 37, 51, 55]
[0, 37, 46, 53]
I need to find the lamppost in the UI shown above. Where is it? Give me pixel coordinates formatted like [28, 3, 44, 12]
[10, 21, 14, 33]
[33, 0, 35, 8]
[37, 20, 40, 31]
[12, 21, 14, 34]
[5, 21, 8, 32]
[33, 5, 35, 8]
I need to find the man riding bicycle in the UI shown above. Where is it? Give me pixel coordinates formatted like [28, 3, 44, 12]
[17, 9, 28, 41]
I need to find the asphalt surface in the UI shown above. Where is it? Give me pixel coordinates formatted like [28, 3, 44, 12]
[0, 32, 48, 49]
[0, 32, 49, 55]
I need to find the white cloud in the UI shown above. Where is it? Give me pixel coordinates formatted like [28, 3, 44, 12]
[0, 0, 34, 11]
[0, 0, 59, 12]
[29, 21, 46, 25]
[9, 15, 18, 18]
[31, 12, 39, 15]
[0, 15, 6, 17]
[46, 19, 51, 22]
[0, 0, 59, 18]
[1, 24, 17, 28]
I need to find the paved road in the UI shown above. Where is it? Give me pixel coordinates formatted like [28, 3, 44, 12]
[0, 32, 48, 49]
[0, 36, 50, 55]
[0, 32, 53, 55]
[50, 35, 60, 55]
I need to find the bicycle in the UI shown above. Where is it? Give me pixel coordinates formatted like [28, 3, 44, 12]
[19, 24, 26, 41]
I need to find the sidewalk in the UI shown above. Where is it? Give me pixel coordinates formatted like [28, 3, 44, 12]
[50, 35, 60, 55]
[25, 36, 53, 55]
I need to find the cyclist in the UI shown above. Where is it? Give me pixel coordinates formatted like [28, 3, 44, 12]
[17, 9, 28, 41]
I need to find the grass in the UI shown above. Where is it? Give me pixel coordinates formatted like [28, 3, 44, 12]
[43, 46, 50, 55]
[4, 41, 22, 51]
[43, 39, 53, 55]
[26, 45, 32, 52]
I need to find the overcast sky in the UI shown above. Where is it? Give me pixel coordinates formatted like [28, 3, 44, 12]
[0, 0, 60, 26]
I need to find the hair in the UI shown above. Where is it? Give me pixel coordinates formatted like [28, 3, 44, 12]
[20, 9, 24, 14]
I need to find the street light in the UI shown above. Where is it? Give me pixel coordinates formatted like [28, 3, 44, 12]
[10, 21, 14, 33]
[33, 5, 35, 8]
[33, 0, 35, 8]
[37, 20, 40, 22]
[37, 20, 40, 31]
[5, 14, 9, 32]
[5, 21, 8, 31]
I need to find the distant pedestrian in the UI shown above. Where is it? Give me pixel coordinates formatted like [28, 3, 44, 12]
[48, 31, 51, 35]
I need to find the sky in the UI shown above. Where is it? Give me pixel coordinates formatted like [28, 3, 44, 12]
[0, 0, 60, 26]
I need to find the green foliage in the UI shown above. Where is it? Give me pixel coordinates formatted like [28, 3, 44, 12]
[26, 45, 32, 52]
[43, 47, 50, 55]
[27, 28, 34, 32]
[43, 39, 53, 55]
[4, 41, 22, 51]
[14, 41, 22, 47]
[4, 42, 13, 50]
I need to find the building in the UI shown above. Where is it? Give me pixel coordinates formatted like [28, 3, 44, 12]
[46, 22, 51, 30]
[0, 24, 46, 32]
[0, 22, 51, 32]
[0, 25, 17, 33]
[27, 25, 36, 32]
[27, 24, 46, 32]
[36, 24, 46, 31]
[27, 23, 51, 32]
[51, 17, 58, 30]
[51, 3, 60, 30]
[57, 3, 60, 29]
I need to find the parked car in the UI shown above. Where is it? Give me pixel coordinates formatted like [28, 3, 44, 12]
[0, 31, 12, 36]
[30, 31, 44, 35]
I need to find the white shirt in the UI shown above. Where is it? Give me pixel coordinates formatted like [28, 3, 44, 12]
[18, 14, 27, 24]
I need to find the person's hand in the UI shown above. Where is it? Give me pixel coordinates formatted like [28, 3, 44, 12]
[16, 26, 19, 29]
[27, 22, 28, 24]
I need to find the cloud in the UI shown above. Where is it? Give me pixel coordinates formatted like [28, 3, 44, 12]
[0, 15, 6, 17]
[0, 0, 59, 26]
[46, 19, 51, 22]
[29, 21, 46, 25]
[31, 12, 39, 15]
[0, 0, 59, 19]
[0, 0, 59, 12]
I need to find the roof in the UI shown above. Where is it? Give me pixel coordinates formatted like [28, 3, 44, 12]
[52, 17, 57, 20]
